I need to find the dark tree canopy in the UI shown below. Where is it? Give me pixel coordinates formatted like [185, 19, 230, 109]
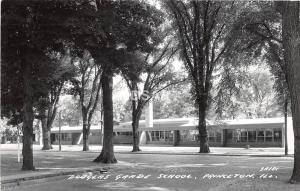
[1, 0, 91, 170]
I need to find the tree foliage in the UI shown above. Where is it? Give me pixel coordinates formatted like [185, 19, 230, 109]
[276, 1, 300, 183]
[70, 50, 102, 151]
[1, 0, 88, 169]
[153, 82, 196, 119]
[123, 38, 183, 151]
[0, 117, 19, 143]
[225, 1, 289, 108]
[215, 64, 281, 119]
[165, 0, 244, 153]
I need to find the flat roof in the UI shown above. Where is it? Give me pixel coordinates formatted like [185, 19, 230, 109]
[51, 117, 290, 133]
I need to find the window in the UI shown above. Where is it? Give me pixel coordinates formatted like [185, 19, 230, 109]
[189, 130, 198, 141]
[151, 131, 173, 142]
[216, 131, 222, 142]
[265, 130, 273, 142]
[257, 130, 264, 142]
[233, 130, 242, 142]
[192, 135, 197, 141]
[208, 130, 222, 142]
[159, 131, 165, 140]
[127, 132, 131, 136]
[119, 132, 132, 136]
[224, 129, 280, 143]
[274, 129, 282, 142]
[61, 133, 71, 141]
[55, 133, 71, 141]
[208, 131, 215, 142]
[92, 132, 101, 136]
[184, 130, 197, 142]
[151, 131, 159, 141]
[248, 131, 256, 142]
[164, 131, 173, 142]
[226, 130, 233, 142]
[240, 130, 247, 142]
[180, 130, 188, 141]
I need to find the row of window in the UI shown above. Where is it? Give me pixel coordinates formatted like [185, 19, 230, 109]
[114, 131, 174, 142]
[115, 132, 133, 136]
[54, 133, 72, 141]
[208, 130, 222, 142]
[91, 132, 102, 136]
[227, 129, 282, 143]
[147, 129, 282, 143]
[180, 130, 198, 141]
[52, 128, 283, 143]
[150, 131, 173, 142]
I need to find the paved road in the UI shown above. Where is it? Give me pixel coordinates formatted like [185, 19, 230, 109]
[3, 152, 300, 191]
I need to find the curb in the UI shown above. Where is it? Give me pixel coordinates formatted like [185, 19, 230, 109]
[1, 167, 109, 189]
[1, 160, 137, 189]
[114, 151, 293, 157]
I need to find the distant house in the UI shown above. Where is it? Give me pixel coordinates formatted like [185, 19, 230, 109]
[46, 117, 294, 150]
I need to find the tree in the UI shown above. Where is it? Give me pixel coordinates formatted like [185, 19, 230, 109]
[223, 0, 291, 154]
[54, 95, 82, 127]
[0, 117, 19, 143]
[227, 0, 289, 108]
[215, 64, 281, 119]
[66, 0, 163, 162]
[275, 1, 300, 184]
[166, 0, 239, 153]
[113, 80, 129, 122]
[71, 50, 102, 151]
[96, 1, 162, 161]
[1, 0, 81, 170]
[153, 82, 196, 119]
[36, 50, 74, 150]
[123, 42, 182, 152]
[232, 1, 300, 183]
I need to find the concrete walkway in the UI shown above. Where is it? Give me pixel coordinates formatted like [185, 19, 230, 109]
[54, 144, 293, 156]
[1, 144, 294, 155]
[0, 144, 294, 189]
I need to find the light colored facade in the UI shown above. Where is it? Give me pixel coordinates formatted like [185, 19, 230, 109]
[49, 117, 294, 149]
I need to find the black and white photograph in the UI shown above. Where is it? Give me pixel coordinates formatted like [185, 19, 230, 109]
[1, 0, 300, 190]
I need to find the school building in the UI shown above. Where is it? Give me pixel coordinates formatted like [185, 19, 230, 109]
[40, 101, 294, 149]
[48, 117, 294, 149]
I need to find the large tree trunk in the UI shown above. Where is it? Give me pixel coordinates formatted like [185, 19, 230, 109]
[45, 84, 62, 150]
[280, 1, 300, 183]
[132, 115, 141, 152]
[41, 119, 51, 150]
[41, 108, 51, 150]
[93, 73, 117, 163]
[82, 115, 90, 151]
[284, 98, 288, 155]
[131, 97, 142, 152]
[22, 64, 35, 170]
[198, 101, 210, 153]
[46, 104, 58, 149]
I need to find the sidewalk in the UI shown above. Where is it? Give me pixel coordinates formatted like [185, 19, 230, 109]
[1, 144, 294, 156]
[55, 145, 293, 156]
[0, 144, 294, 189]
